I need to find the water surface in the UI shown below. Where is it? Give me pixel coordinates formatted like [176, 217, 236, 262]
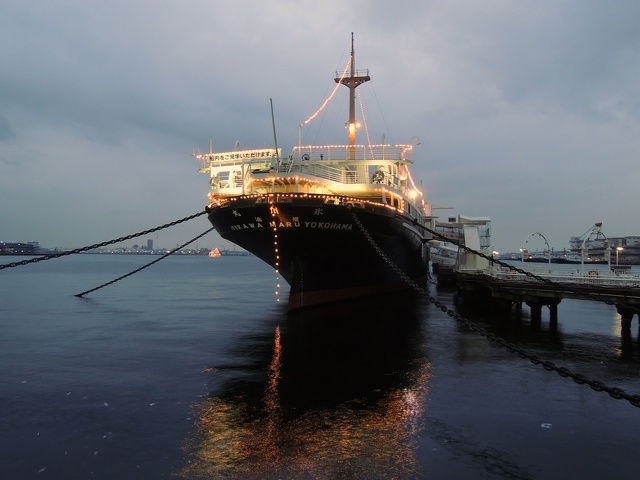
[1, 255, 639, 479]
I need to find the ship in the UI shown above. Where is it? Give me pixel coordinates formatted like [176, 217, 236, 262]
[195, 35, 434, 309]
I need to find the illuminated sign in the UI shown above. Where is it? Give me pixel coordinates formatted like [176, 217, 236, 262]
[206, 148, 280, 162]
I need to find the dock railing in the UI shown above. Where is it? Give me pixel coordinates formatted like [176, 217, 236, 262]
[471, 264, 640, 288]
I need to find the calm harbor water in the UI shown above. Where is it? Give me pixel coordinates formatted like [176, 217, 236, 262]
[1, 254, 639, 479]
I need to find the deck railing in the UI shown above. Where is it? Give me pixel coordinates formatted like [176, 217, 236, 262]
[291, 144, 412, 163]
[284, 162, 366, 184]
[248, 158, 408, 191]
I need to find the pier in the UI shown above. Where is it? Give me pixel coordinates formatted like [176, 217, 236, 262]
[454, 263, 640, 338]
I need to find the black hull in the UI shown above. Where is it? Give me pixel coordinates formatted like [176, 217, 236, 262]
[206, 194, 428, 309]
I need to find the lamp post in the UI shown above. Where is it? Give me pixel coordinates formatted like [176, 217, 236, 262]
[616, 246, 623, 265]
[520, 248, 527, 262]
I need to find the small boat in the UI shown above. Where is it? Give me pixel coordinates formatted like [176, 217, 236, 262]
[196, 35, 434, 309]
[208, 248, 222, 258]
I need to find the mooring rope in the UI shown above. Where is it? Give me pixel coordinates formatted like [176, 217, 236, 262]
[0, 210, 208, 271]
[75, 227, 214, 297]
[349, 207, 640, 408]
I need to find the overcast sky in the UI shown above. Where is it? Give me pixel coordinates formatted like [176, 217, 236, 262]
[1, 0, 639, 253]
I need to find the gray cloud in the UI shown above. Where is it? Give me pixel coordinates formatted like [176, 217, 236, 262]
[1, 0, 639, 251]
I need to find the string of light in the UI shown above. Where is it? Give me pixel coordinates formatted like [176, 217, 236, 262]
[217, 192, 415, 217]
[269, 200, 282, 303]
[209, 172, 422, 212]
[300, 57, 351, 126]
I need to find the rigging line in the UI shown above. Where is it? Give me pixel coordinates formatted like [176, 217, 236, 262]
[335, 35, 351, 73]
[75, 227, 215, 298]
[308, 93, 332, 146]
[369, 80, 394, 144]
[348, 207, 640, 408]
[0, 210, 208, 271]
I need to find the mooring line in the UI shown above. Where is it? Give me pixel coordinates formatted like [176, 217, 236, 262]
[349, 207, 640, 408]
[75, 227, 214, 297]
[0, 210, 208, 271]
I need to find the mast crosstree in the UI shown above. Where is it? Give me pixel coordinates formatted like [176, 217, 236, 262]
[335, 33, 370, 151]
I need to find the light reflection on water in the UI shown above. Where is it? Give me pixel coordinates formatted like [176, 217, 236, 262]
[178, 294, 431, 479]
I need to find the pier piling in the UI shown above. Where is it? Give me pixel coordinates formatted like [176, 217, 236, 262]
[617, 307, 637, 340]
[455, 267, 640, 340]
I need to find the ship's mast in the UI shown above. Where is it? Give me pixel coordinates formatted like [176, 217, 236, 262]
[335, 33, 370, 154]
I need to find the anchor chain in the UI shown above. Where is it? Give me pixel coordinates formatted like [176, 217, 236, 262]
[0, 210, 208, 271]
[349, 208, 640, 408]
[75, 227, 214, 297]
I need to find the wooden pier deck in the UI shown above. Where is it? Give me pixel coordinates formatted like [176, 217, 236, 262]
[454, 264, 640, 338]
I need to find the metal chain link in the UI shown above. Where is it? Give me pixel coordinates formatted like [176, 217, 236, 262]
[75, 227, 214, 297]
[349, 208, 640, 408]
[0, 210, 208, 271]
